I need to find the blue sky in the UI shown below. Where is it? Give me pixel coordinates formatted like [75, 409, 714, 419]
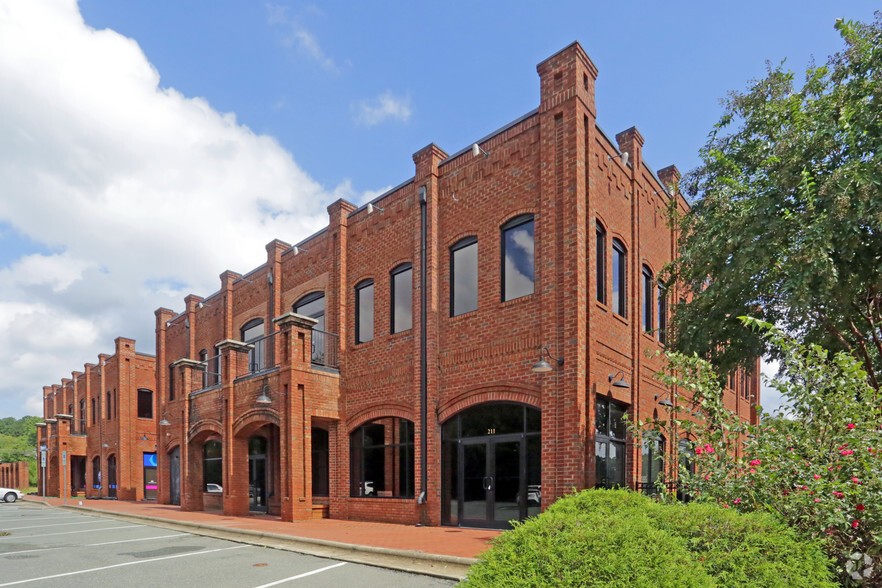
[0, 0, 877, 418]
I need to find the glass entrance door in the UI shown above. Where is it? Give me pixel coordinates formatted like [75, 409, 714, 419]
[248, 436, 267, 512]
[459, 437, 524, 529]
[169, 447, 181, 505]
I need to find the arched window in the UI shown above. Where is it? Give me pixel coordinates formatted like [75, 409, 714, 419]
[390, 264, 413, 333]
[450, 237, 478, 316]
[642, 265, 654, 333]
[241, 318, 265, 373]
[612, 239, 627, 317]
[501, 215, 534, 301]
[350, 417, 414, 498]
[203, 440, 222, 492]
[92, 456, 101, 489]
[658, 282, 667, 344]
[596, 222, 607, 304]
[295, 292, 326, 363]
[355, 279, 374, 343]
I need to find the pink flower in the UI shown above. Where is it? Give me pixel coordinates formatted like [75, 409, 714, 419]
[814, 498, 821, 503]
[704, 475, 711, 480]
[750, 459, 761, 466]
[814, 474, 821, 479]
[703, 444, 715, 454]
[852, 520, 860, 529]
[839, 444, 849, 450]
[841, 450, 854, 456]
[832, 491, 844, 498]
[857, 504, 865, 512]
[749, 469, 756, 474]
[696, 447, 703, 455]
[852, 477, 862, 484]
[733, 498, 741, 504]
[722, 504, 729, 508]
[847, 423, 856, 430]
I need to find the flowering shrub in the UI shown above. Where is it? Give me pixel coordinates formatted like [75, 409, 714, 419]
[640, 318, 882, 585]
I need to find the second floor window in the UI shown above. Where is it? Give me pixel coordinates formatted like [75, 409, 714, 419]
[137, 389, 153, 419]
[168, 364, 175, 401]
[501, 215, 534, 301]
[642, 266, 654, 333]
[612, 239, 627, 317]
[295, 292, 326, 363]
[451, 237, 478, 316]
[355, 279, 374, 343]
[241, 318, 265, 373]
[391, 264, 413, 333]
[106, 391, 111, 420]
[658, 283, 667, 345]
[596, 222, 606, 304]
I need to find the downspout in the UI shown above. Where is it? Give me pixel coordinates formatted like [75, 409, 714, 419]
[418, 185, 428, 505]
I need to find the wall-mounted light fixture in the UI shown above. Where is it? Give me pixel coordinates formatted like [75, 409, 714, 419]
[159, 418, 171, 426]
[366, 203, 384, 214]
[532, 345, 564, 373]
[292, 246, 308, 256]
[471, 143, 489, 158]
[608, 151, 630, 167]
[197, 301, 212, 310]
[654, 394, 674, 408]
[256, 385, 272, 404]
[608, 371, 630, 388]
[267, 273, 273, 285]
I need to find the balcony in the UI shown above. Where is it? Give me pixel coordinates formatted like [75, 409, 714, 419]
[71, 419, 87, 436]
[310, 329, 338, 369]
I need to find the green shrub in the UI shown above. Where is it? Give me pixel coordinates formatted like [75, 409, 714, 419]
[460, 489, 833, 588]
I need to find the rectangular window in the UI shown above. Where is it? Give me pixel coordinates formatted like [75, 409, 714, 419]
[658, 283, 667, 344]
[106, 391, 111, 420]
[391, 265, 413, 334]
[612, 240, 627, 317]
[595, 396, 627, 489]
[596, 223, 606, 304]
[350, 417, 414, 498]
[355, 280, 374, 343]
[137, 389, 153, 419]
[168, 364, 175, 401]
[91, 398, 96, 425]
[642, 267, 653, 333]
[502, 216, 534, 301]
[451, 238, 478, 316]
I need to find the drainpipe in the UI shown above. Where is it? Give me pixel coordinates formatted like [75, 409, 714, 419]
[418, 185, 428, 505]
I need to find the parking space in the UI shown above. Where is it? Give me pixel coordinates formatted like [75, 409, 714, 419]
[0, 503, 455, 587]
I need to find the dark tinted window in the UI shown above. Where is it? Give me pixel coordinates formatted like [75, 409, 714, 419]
[642, 266, 653, 333]
[350, 417, 414, 498]
[596, 222, 607, 303]
[502, 216, 534, 301]
[451, 237, 478, 316]
[355, 279, 374, 343]
[137, 389, 153, 419]
[391, 264, 413, 333]
[612, 239, 627, 317]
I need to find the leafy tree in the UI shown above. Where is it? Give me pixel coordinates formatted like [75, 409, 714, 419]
[667, 14, 882, 386]
[636, 318, 882, 585]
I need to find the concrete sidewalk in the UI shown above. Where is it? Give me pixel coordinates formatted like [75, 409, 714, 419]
[22, 496, 500, 580]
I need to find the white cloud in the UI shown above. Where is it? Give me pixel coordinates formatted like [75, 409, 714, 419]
[0, 0, 372, 416]
[759, 357, 789, 417]
[265, 3, 338, 73]
[353, 92, 413, 127]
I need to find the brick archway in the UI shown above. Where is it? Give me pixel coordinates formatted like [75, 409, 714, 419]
[437, 382, 540, 423]
[346, 402, 415, 433]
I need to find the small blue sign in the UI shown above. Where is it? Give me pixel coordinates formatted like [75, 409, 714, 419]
[143, 452, 158, 467]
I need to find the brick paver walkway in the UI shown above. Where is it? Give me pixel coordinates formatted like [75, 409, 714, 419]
[24, 496, 500, 559]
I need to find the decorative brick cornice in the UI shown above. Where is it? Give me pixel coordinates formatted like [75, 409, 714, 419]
[273, 312, 318, 330]
[215, 339, 253, 353]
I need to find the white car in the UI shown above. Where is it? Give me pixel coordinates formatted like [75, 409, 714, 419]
[1, 487, 24, 503]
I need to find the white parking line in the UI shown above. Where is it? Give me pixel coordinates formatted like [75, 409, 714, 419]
[0, 545, 249, 586]
[0, 520, 109, 531]
[0, 525, 141, 539]
[0, 533, 190, 556]
[252, 562, 348, 587]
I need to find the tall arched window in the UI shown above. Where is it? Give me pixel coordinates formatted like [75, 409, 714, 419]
[596, 222, 607, 304]
[355, 279, 374, 343]
[641, 433, 666, 495]
[658, 282, 667, 344]
[92, 456, 101, 489]
[595, 396, 627, 489]
[203, 440, 222, 492]
[642, 265, 654, 333]
[295, 292, 325, 362]
[612, 239, 627, 317]
[450, 237, 478, 316]
[501, 215, 534, 301]
[390, 264, 413, 333]
[241, 318, 265, 373]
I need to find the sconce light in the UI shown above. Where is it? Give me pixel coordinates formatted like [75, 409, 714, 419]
[292, 246, 308, 256]
[531, 345, 564, 373]
[655, 394, 674, 408]
[366, 203, 384, 214]
[184, 318, 190, 329]
[471, 143, 489, 158]
[256, 385, 272, 404]
[267, 273, 273, 284]
[608, 151, 630, 167]
[197, 301, 211, 310]
[608, 371, 630, 389]
[159, 418, 171, 426]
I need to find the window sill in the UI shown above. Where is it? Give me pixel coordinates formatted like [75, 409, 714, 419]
[500, 293, 534, 309]
[448, 309, 478, 323]
[612, 312, 628, 326]
[595, 301, 609, 313]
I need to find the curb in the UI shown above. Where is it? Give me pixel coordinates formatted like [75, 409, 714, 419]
[48, 503, 475, 581]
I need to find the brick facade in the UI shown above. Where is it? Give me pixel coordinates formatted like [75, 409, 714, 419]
[37, 338, 157, 501]
[36, 42, 759, 527]
[0, 461, 28, 491]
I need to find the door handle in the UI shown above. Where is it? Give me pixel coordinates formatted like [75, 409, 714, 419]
[483, 476, 493, 490]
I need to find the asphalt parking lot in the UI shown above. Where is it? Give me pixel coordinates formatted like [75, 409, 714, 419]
[0, 502, 456, 587]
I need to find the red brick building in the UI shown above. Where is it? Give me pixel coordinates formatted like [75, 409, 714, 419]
[0, 461, 29, 492]
[150, 42, 759, 529]
[36, 337, 157, 501]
